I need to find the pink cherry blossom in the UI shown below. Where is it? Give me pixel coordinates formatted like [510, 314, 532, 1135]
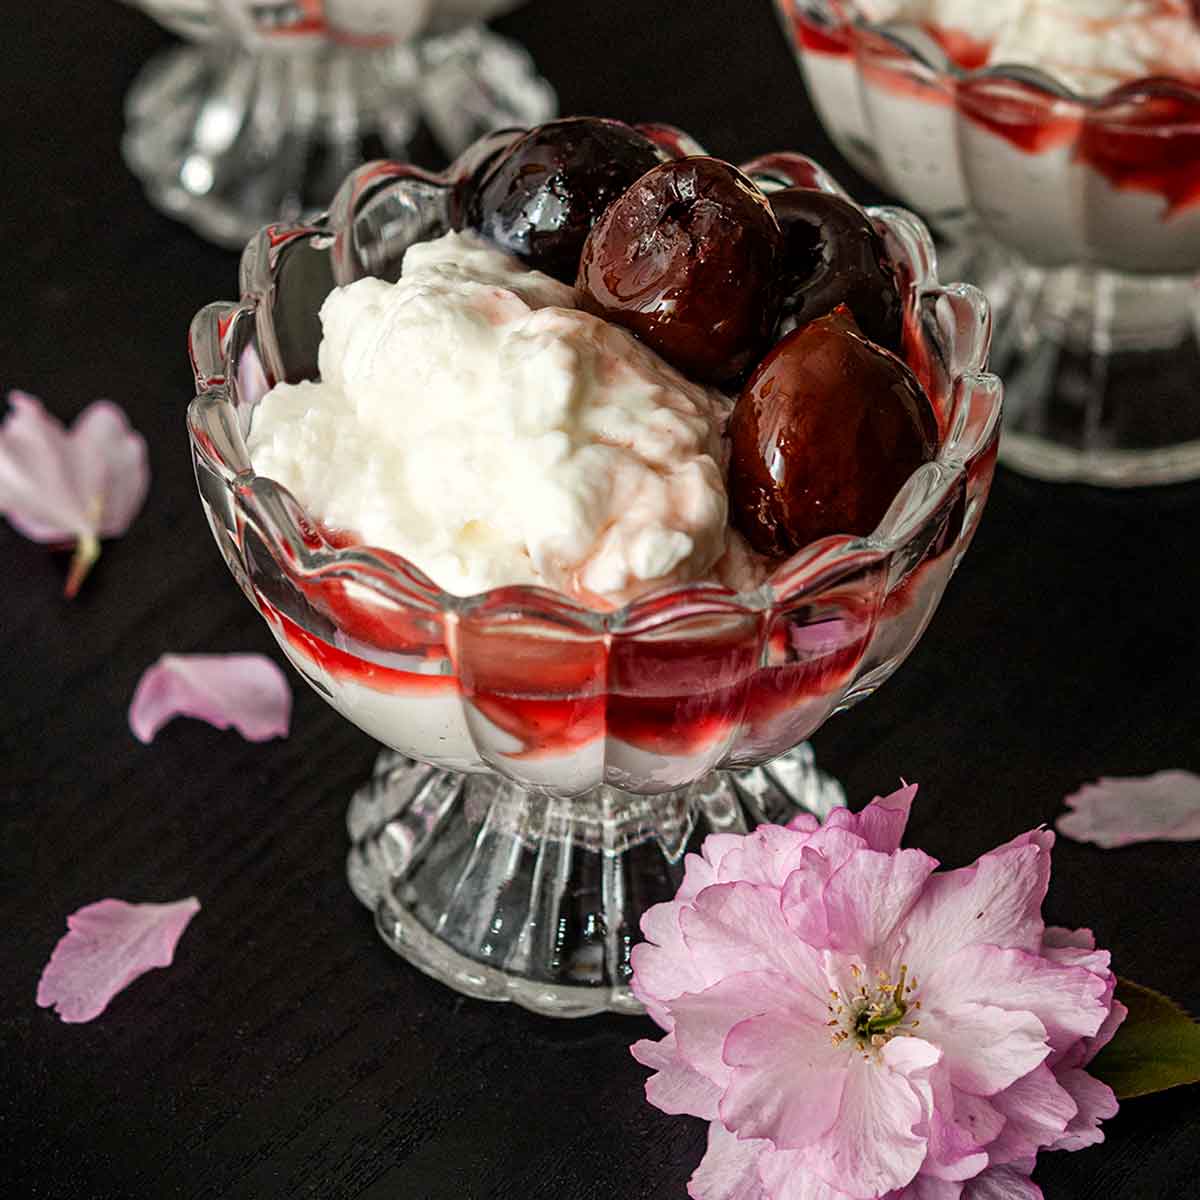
[631, 786, 1123, 1200]
[129, 653, 292, 743]
[0, 391, 149, 596]
[1057, 771, 1200, 847]
[36, 897, 200, 1023]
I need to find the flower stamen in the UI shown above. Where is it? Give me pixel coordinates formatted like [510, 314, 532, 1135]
[829, 963, 921, 1058]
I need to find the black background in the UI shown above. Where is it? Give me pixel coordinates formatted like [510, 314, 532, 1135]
[3, 1, 1199, 1197]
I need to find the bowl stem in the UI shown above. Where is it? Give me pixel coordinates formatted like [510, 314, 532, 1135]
[346, 744, 844, 1017]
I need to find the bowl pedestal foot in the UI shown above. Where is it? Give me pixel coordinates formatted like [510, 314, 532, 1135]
[346, 744, 844, 1018]
[946, 240, 1200, 487]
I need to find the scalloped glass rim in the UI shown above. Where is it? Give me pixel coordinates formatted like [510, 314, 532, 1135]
[187, 145, 1001, 636]
[802, 0, 1200, 113]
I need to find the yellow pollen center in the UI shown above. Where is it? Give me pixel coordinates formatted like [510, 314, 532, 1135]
[826, 964, 922, 1059]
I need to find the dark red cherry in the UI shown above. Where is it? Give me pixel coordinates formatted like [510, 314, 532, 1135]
[466, 117, 666, 282]
[727, 307, 937, 556]
[448, 127, 524, 228]
[768, 188, 903, 353]
[576, 157, 783, 385]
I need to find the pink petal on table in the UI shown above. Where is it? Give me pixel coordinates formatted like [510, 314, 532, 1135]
[0, 391, 148, 543]
[0, 391, 149, 596]
[129, 653, 292, 743]
[36, 897, 200, 1023]
[1057, 772, 1200, 848]
[70, 401, 151, 538]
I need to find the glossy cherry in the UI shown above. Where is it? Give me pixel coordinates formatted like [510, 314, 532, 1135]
[727, 307, 937, 557]
[448, 127, 524, 228]
[466, 117, 665, 282]
[576, 157, 783, 384]
[769, 187, 904, 353]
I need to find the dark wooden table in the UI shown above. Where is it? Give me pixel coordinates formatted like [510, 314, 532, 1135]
[4, 2, 1199, 1196]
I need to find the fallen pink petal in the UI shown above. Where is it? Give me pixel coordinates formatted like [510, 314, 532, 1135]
[0, 390, 150, 596]
[36, 897, 201, 1023]
[1057, 771, 1200, 848]
[129, 653, 292, 743]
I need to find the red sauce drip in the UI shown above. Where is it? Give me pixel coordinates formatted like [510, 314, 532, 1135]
[261, 597, 456, 695]
[955, 79, 1082, 155]
[257, 556, 876, 761]
[791, 10, 852, 56]
[926, 25, 990, 72]
[1078, 86, 1200, 216]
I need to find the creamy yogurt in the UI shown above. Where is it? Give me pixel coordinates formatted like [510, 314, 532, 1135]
[248, 231, 740, 606]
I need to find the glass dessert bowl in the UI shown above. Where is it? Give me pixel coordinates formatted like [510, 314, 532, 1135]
[120, 0, 554, 247]
[187, 121, 1002, 1017]
[779, 0, 1200, 486]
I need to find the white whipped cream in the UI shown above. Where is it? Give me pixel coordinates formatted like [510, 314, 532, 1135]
[248, 232, 736, 605]
[858, 0, 1200, 94]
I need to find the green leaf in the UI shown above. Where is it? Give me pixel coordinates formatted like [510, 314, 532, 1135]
[1090, 978, 1200, 1100]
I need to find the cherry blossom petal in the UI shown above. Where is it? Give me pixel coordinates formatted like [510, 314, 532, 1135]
[689, 1121, 772, 1200]
[671, 970, 812, 1089]
[0, 392, 148, 543]
[633, 902, 705, 1029]
[70, 401, 151, 538]
[681, 882, 832, 1001]
[923, 945, 1109, 1054]
[779, 846, 843, 947]
[921, 1065, 1002, 1181]
[960, 1166, 1043, 1200]
[824, 784, 918, 854]
[634, 877, 827, 1029]
[719, 823, 854, 889]
[36, 897, 200, 1023]
[1041, 926, 1094, 951]
[815, 848, 938, 956]
[786, 812, 822, 834]
[685, 834, 753, 898]
[1080, 999, 1128, 1066]
[1040, 926, 1114, 983]
[917, 1001, 1048, 1096]
[0, 391, 92, 540]
[889, 1179, 964, 1200]
[1057, 772, 1200, 847]
[801, 1041, 938, 1199]
[778, 829, 878, 945]
[777, 827, 895, 949]
[1047, 1067, 1118, 1151]
[891, 837, 1052, 979]
[631, 1032, 722, 1120]
[720, 1004, 847, 1149]
[129, 653, 292, 743]
[759, 1150, 862, 1200]
[799, 824, 873, 867]
[985, 1064, 1077, 1164]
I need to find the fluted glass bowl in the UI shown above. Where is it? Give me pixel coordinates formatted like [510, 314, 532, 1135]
[121, 0, 554, 247]
[187, 135, 1001, 1015]
[779, 0, 1200, 485]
